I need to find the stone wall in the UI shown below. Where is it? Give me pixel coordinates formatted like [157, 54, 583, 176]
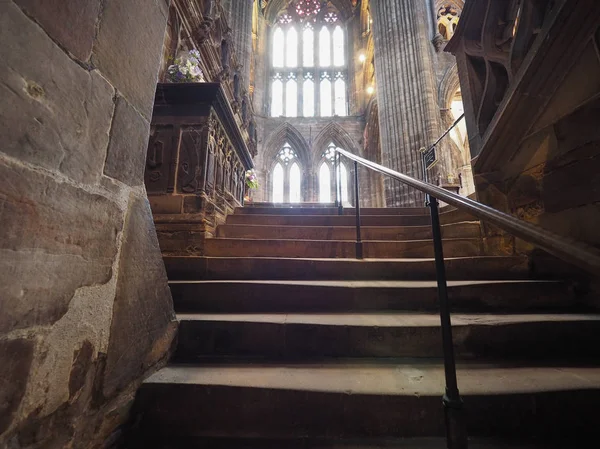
[475, 40, 600, 258]
[0, 1, 177, 447]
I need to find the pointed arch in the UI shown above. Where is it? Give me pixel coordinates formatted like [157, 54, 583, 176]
[311, 121, 361, 165]
[263, 122, 311, 167]
[439, 64, 461, 111]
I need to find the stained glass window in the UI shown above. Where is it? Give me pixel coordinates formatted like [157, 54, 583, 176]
[295, 0, 322, 21]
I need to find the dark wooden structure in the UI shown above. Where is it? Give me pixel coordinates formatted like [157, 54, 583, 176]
[145, 82, 254, 255]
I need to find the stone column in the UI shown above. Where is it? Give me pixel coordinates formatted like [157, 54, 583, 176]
[371, 0, 443, 206]
[225, 0, 253, 91]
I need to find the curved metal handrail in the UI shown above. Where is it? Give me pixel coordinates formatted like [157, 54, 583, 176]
[336, 147, 600, 276]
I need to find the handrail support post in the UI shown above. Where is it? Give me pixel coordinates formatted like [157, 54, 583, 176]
[428, 194, 467, 449]
[354, 160, 363, 259]
[336, 152, 343, 215]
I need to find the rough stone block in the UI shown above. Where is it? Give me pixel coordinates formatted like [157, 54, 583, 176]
[0, 160, 122, 334]
[103, 194, 176, 398]
[0, 338, 35, 434]
[543, 154, 600, 213]
[104, 95, 151, 186]
[0, 2, 114, 185]
[93, 0, 169, 119]
[14, 0, 102, 62]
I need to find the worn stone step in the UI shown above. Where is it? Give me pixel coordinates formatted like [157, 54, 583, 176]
[234, 207, 430, 216]
[216, 223, 481, 241]
[129, 435, 575, 449]
[164, 256, 531, 281]
[169, 280, 576, 314]
[201, 238, 482, 259]
[133, 362, 600, 441]
[173, 313, 600, 361]
[226, 214, 432, 227]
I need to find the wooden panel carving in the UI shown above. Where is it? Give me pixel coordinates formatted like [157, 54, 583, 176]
[145, 126, 176, 195]
[178, 126, 207, 193]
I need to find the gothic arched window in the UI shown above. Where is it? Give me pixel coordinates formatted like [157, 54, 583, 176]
[319, 142, 350, 204]
[270, 1, 348, 117]
[271, 143, 303, 203]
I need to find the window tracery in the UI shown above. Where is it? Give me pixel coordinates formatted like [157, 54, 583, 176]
[270, 2, 348, 117]
[272, 143, 303, 203]
[318, 142, 349, 203]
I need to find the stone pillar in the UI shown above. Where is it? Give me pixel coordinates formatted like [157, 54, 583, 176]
[371, 0, 443, 206]
[225, 0, 253, 91]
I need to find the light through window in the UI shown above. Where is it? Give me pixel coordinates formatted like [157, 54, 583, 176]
[319, 162, 331, 203]
[290, 163, 301, 203]
[320, 78, 332, 117]
[319, 143, 350, 204]
[272, 143, 303, 203]
[340, 163, 349, 204]
[272, 163, 284, 203]
[273, 27, 285, 67]
[286, 77, 298, 117]
[303, 77, 315, 117]
[270, 2, 347, 117]
[286, 27, 298, 68]
[319, 27, 331, 67]
[303, 26, 314, 67]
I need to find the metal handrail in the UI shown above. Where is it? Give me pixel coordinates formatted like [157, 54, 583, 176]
[336, 145, 600, 449]
[335, 147, 600, 276]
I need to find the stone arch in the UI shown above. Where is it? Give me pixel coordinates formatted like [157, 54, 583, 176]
[311, 121, 361, 166]
[263, 122, 311, 168]
[439, 64, 461, 117]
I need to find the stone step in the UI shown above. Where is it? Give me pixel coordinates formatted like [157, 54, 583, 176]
[226, 214, 432, 227]
[127, 436, 570, 449]
[202, 238, 482, 259]
[133, 362, 600, 441]
[234, 207, 430, 216]
[164, 256, 530, 281]
[173, 313, 600, 361]
[169, 280, 576, 314]
[216, 222, 481, 241]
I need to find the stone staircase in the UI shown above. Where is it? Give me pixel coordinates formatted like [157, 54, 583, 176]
[128, 205, 600, 449]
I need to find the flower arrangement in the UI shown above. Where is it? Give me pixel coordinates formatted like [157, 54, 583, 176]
[167, 49, 205, 83]
[245, 169, 259, 189]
